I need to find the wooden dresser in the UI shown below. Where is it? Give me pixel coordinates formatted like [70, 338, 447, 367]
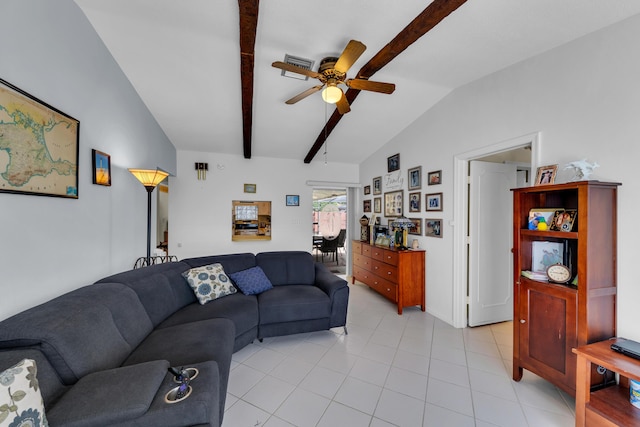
[351, 240, 425, 314]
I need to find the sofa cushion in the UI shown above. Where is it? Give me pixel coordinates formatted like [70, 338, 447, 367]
[95, 261, 196, 327]
[46, 360, 168, 427]
[0, 358, 48, 426]
[256, 251, 315, 286]
[157, 293, 258, 339]
[182, 263, 237, 304]
[123, 318, 235, 425]
[67, 283, 153, 349]
[0, 349, 68, 408]
[183, 253, 256, 275]
[0, 296, 132, 384]
[258, 285, 331, 324]
[229, 266, 273, 295]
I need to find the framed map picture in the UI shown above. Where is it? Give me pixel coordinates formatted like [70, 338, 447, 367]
[0, 79, 80, 199]
[0, 78, 79, 198]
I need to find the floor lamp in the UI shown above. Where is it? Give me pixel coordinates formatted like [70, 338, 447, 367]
[129, 168, 169, 267]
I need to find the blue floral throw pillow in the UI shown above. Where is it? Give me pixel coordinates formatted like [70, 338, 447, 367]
[229, 266, 274, 295]
[0, 359, 48, 426]
[182, 263, 237, 305]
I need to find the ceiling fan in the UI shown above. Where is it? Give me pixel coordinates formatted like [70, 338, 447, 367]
[272, 40, 396, 114]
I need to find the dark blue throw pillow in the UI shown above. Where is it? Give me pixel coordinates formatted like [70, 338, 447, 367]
[229, 266, 274, 295]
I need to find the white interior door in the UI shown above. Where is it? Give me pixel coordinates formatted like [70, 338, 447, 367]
[468, 161, 517, 326]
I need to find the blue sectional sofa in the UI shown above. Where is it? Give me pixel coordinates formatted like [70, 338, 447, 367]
[0, 251, 349, 426]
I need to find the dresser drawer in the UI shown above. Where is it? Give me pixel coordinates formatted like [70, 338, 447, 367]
[352, 241, 362, 255]
[353, 253, 372, 269]
[370, 246, 385, 261]
[371, 259, 398, 282]
[381, 249, 399, 265]
[368, 276, 397, 302]
[353, 265, 374, 285]
[362, 244, 373, 257]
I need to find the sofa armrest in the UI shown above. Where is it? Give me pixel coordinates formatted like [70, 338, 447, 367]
[46, 360, 169, 426]
[314, 263, 347, 298]
[46, 360, 222, 427]
[314, 263, 349, 328]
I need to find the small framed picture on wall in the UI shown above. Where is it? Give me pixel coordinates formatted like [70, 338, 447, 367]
[373, 176, 382, 195]
[425, 192, 443, 211]
[363, 199, 372, 213]
[387, 153, 400, 172]
[374, 197, 382, 213]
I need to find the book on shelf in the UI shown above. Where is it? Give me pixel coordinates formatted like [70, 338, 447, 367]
[521, 270, 548, 281]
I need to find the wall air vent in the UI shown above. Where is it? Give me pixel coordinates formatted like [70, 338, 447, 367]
[281, 54, 315, 80]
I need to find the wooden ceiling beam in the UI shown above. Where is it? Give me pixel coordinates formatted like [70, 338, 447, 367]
[239, 0, 259, 159]
[304, 0, 468, 163]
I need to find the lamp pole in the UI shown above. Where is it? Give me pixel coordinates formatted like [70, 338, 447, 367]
[144, 186, 154, 266]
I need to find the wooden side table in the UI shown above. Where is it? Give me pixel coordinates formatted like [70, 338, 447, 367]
[573, 338, 640, 426]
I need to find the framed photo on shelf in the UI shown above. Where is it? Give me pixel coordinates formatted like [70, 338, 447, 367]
[285, 195, 299, 206]
[364, 185, 371, 195]
[528, 208, 558, 230]
[384, 190, 403, 217]
[550, 209, 577, 232]
[408, 166, 421, 190]
[244, 183, 256, 193]
[373, 176, 382, 195]
[428, 170, 442, 185]
[408, 218, 422, 235]
[387, 153, 400, 172]
[409, 192, 421, 212]
[425, 219, 442, 238]
[531, 241, 564, 272]
[374, 197, 382, 213]
[92, 149, 111, 186]
[425, 192, 443, 211]
[535, 164, 558, 185]
[363, 199, 372, 213]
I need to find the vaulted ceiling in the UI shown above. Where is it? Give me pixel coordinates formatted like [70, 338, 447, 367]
[75, 0, 640, 164]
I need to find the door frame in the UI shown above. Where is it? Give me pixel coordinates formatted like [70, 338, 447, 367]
[451, 132, 540, 328]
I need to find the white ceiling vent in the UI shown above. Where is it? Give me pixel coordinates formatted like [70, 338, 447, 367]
[281, 54, 315, 80]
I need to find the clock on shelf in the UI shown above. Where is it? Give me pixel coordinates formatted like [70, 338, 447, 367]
[546, 263, 572, 284]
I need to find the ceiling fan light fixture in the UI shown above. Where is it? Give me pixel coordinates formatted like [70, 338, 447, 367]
[321, 82, 342, 104]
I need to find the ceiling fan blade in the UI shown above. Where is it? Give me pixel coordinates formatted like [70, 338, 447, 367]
[334, 40, 367, 74]
[272, 61, 322, 79]
[335, 91, 351, 114]
[346, 78, 395, 94]
[285, 85, 324, 104]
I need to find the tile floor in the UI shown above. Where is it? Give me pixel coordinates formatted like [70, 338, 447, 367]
[223, 281, 576, 426]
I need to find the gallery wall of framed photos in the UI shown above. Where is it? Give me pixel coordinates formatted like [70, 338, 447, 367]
[360, 152, 444, 240]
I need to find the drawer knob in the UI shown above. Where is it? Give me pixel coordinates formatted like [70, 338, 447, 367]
[520, 319, 526, 324]
[387, 288, 390, 292]
[387, 272, 391, 275]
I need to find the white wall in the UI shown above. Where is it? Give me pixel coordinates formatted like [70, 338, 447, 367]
[170, 151, 358, 258]
[0, 1, 176, 320]
[360, 13, 640, 340]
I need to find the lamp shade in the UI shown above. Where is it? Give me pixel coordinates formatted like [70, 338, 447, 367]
[391, 216, 415, 229]
[321, 84, 342, 104]
[128, 168, 169, 188]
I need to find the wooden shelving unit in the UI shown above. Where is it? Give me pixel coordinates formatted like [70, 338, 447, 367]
[573, 339, 640, 426]
[512, 181, 620, 396]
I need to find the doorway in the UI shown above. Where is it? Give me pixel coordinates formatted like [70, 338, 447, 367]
[312, 188, 347, 274]
[452, 133, 539, 328]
